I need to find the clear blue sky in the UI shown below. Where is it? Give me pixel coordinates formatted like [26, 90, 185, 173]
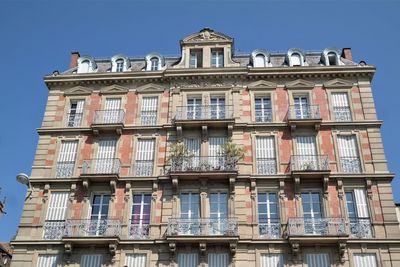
[0, 0, 399, 241]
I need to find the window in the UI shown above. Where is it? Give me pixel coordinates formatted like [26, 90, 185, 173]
[258, 192, 280, 238]
[90, 194, 110, 236]
[36, 255, 58, 267]
[211, 49, 224, 68]
[256, 136, 277, 175]
[187, 97, 202, 119]
[291, 53, 301, 66]
[260, 254, 283, 267]
[255, 97, 272, 122]
[345, 189, 372, 238]
[178, 253, 198, 267]
[294, 136, 318, 171]
[337, 135, 361, 173]
[141, 97, 158, 125]
[179, 192, 200, 235]
[130, 194, 151, 238]
[209, 137, 226, 169]
[102, 98, 122, 124]
[254, 54, 266, 67]
[182, 137, 201, 169]
[125, 254, 147, 267]
[301, 192, 323, 234]
[80, 255, 102, 267]
[134, 139, 155, 176]
[190, 50, 202, 68]
[327, 52, 337, 66]
[44, 192, 69, 239]
[93, 139, 117, 174]
[56, 140, 78, 178]
[332, 92, 351, 121]
[79, 60, 90, 73]
[306, 253, 330, 267]
[353, 253, 377, 267]
[208, 253, 229, 267]
[116, 59, 124, 72]
[150, 57, 159, 71]
[67, 99, 84, 127]
[293, 95, 310, 119]
[77, 57, 97, 73]
[210, 96, 226, 119]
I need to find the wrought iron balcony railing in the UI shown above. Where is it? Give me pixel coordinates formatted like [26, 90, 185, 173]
[67, 113, 83, 127]
[175, 105, 234, 120]
[287, 217, 347, 236]
[129, 222, 150, 239]
[255, 108, 272, 123]
[43, 220, 65, 240]
[259, 222, 281, 239]
[170, 156, 237, 172]
[141, 111, 157, 125]
[81, 158, 121, 175]
[167, 218, 238, 236]
[64, 219, 121, 237]
[290, 155, 330, 172]
[56, 161, 76, 178]
[288, 105, 321, 120]
[93, 109, 125, 124]
[256, 158, 277, 175]
[333, 107, 352, 122]
[349, 217, 373, 238]
[132, 160, 154, 176]
[340, 157, 362, 173]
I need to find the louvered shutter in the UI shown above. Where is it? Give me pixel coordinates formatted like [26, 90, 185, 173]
[36, 255, 58, 267]
[56, 141, 78, 178]
[260, 254, 283, 267]
[80, 255, 102, 267]
[306, 253, 330, 267]
[209, 137, 226, 168]
[104, 98, 121, 123]
[332, 93, 349, 108]
[354, 253, 377, 267]
[46, 192, 69, 220]
[354, 189, 369, 218]
[337, 135, 360, 172]
[178, 253, 198, 267]
[208, 253, 229, 267]
[125, 253, 147, 267]
[141, 97, 158, 125]
[184, 138, 200, 168]
[296, 136, 317, 170]
[95, 139, 117, 173]
[256, 137, 276, 174]
[135, 139, 155, 176]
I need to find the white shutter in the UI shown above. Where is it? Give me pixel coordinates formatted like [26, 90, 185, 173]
[142, 97, 158, 112]
[136, 139, 155, 161]
[75, 99, 85, 113]
[46, 192, 69, 220]
[97, 139, 117, 159]
[354, 189, 370, 218]
[125, 253, 146, 267]
[332, 92, 349, 108]
[337, 135, 358, 158]
[184, 138, 200, 156]
[105, 98, 121, 110]
[260, 254, 283, 267]
[80, 254, 102, 267]
[104, 98, 121, 123]
[178, 253, 198, 267]
[296, 136, 316, 156]
[57, 141, 78, 162]
[209, 137, 226, 157]
[306, 253, 330, 267]
[36, 255, 58, 267]
[354, 253, 377, 267]
[256, 136, 276, 159]
[208, 253, 229, 267]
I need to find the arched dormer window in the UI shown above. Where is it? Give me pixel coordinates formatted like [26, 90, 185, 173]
[145, 53, 165, 71]
[251, 49, 270, 67]
[111, 54, 131, 72]
[322, 48, 343, 66]
[77, 56, 97, 74]
[287, 49, 306, 67]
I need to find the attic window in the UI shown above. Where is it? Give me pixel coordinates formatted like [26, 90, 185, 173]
[116, 59, 124, 72]
[190, 49, 202, 68]
[254, 54, 266, 67]
[328, 52, 337, 66]
[150, 57, 159, 71]
[211, 49, 224, 68]
[80, 60, 90, 73]
[291, 53, 301, 66]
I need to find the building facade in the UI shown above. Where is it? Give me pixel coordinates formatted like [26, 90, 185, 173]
[10, 28, 400, 267]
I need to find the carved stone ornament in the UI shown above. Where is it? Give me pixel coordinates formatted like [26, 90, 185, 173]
[125, 182, 131, 202]
[110, 180, 116, 196]
[323, 176, 329, 198]
[337, 178, 344, 199]
[172, 177, 179, 194]
[109, 243, 117, 257]
[43, 184, 50, 203]
[169, 242, 176, 253]
[229, 177, 236, 196]
[366, 179, 373, 199]
[64, 243, 73, 264]
[279, 179, 285, 199]
[202, 126, 208, 142]
[229, 242, 237, 255]
[199, 243, 207, 255]
[291, 243, 300, 257]
[338, 242, 347, 262]
[82, 178, 90, 191]
[69, 183, 77, 202]
[294, 177, 300, 199]
[250, 179, 256, 199]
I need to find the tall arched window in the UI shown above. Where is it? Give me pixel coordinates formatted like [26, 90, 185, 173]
[291, 53, 301, 66]
[116, 59, 124, 72]
[145, 53, 165, 71]
[80, 60, 90, 73]
[327, 52, 337, 66]
[150, 57, 159, 71]
[254, 54, 266, 67]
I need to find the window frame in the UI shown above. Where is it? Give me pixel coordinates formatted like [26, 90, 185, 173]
[211, 48, 224, 68]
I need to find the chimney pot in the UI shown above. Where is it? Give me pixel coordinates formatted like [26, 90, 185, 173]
[69, 51, 80, 69]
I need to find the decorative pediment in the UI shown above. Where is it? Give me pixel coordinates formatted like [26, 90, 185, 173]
[136, 83, 165, 93]
[285, 79, 315, 89]
[323, 78, 354, 89]
[64, 86, 92, 96]
[247, 80, 277, 90]
[100, 84, 129, 95]
[182, 28, 232, 44]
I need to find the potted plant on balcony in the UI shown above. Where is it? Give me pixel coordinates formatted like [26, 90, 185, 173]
[168, 142, 192, 171]
[219, 139, 245, 170]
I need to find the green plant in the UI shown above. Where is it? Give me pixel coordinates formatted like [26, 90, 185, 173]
[168, 142, 188, 161]
[220, 139, 245, 162]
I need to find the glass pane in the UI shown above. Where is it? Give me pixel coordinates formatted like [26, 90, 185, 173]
[93, 195, 102, 205]
[258, 204, 267, 214]
[301, 193, 310, 202]
[311, 193, 320, 203]
[258, 193, 267, 203]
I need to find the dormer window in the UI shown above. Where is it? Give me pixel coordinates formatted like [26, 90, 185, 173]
[291, 53, 301, 66]
[287, 49, 305, 67]
[251, 49, 270, 68]
[255, 54, 266, 67]
[322, 48, 343, 66]
[77, 56, 97, 73]
[116, 59, 124, 72]
[328, 52, 337, 66]
[190, 50, 202, 68]
[111, 54, 130, 72]
[145, 53, 165, 71]
[211, 49, 224, 68]
[150, 57, 159, 71]
[80, 60, 90, 73]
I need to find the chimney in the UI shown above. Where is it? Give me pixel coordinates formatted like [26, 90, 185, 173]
[341, 48, 352, 61]
[69, 51, 80, 69]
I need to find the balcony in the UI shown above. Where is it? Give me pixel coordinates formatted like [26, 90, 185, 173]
[256, 158, 277, 175]
[129, 222, 150, 239]
[287, 105, 321, 130]
[286, 217, 348, 244]
[43, 220, 65, 240]
[255, 108, 273, 123]
[259, 222, 281, 239]
[132, 160, 154, 177]
[91, 109, 125, 134]
[174, 105, 234, 129]
[333, 107, 352, 122]
[290, 155, 330, 178]
[66, 112, 83, 127]
[340, 157, 362, 173]
[166, 218, 238, 243]
[169, 156, 238, 178]
[55, 161, 75, 178]
[81, 158, 120, 181]
[349, 218, 373, 238]
[63, 219, 121, 243]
